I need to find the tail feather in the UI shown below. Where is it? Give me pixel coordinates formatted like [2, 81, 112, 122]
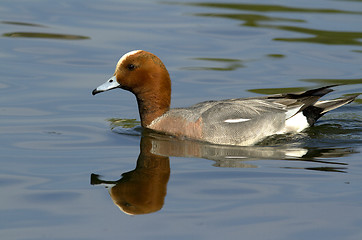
[314, 94, 359, 114]
[267, 85, 337, 112]
[303, 94, 359, 126]
[287, 85, 337, 98]
[265, 85, 358, 126]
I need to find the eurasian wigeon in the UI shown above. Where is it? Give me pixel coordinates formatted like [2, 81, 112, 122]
[92, 50, 358, 146]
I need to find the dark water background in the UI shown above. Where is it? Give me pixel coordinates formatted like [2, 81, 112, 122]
[1, 0, 362, 239]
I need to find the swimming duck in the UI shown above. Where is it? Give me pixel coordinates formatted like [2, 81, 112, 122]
[92, 50, 358, 146]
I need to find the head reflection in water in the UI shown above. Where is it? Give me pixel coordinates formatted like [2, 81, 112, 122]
[91, 136, 170, 215]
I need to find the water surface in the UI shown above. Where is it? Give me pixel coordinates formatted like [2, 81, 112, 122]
[1, 0, 362, 239]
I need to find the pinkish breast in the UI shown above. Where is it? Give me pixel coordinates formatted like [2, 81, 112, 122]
[148, 115, 203, 140]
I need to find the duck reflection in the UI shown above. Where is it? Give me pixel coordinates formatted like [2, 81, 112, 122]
[91, 136, 170, 215]
[91, 131, 355, 215]
[147, 131, 352, 170]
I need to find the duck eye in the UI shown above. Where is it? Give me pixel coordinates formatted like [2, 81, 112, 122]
[127, 64, 136, 71]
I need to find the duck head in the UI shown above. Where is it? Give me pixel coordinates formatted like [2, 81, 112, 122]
[93, 50, 172, 127]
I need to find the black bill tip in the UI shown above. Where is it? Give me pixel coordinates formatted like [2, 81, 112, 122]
[92, 89, 102, 95]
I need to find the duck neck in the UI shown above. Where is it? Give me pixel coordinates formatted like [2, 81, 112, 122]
[136, 91, 170, 127]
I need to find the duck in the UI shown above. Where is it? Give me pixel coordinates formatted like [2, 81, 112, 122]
[92, 50, 359, 146]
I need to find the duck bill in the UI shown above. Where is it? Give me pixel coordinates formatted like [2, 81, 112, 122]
[92, 76, 120, 95]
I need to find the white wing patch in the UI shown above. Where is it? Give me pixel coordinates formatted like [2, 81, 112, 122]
[224, 118, 251, 123]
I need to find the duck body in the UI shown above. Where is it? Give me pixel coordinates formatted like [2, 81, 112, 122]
[93, 50, 358, 146]
[149, 98, 286, 146]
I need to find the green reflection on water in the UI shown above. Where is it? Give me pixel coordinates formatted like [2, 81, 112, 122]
[1, 21, 47, 27]
[184, 57, 244, 71]
[273, 26, 362, 45]
[248, 87, 308, 95]
[108, 118, 140, 129]
[181, 2, 362, 46]
[266, 54, 285, 58]
[184, 2, 362, 14]
[302, 78, 362, 85]
[195, 13, 304, 27]
[3, 32, 90, 40]
[1, 20, 89, 40]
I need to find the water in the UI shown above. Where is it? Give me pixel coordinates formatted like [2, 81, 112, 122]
[1, 0, 362, 239]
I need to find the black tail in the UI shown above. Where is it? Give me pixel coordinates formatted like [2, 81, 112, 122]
[303, 94, 359, 126]
[267, 85, 337, 111]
